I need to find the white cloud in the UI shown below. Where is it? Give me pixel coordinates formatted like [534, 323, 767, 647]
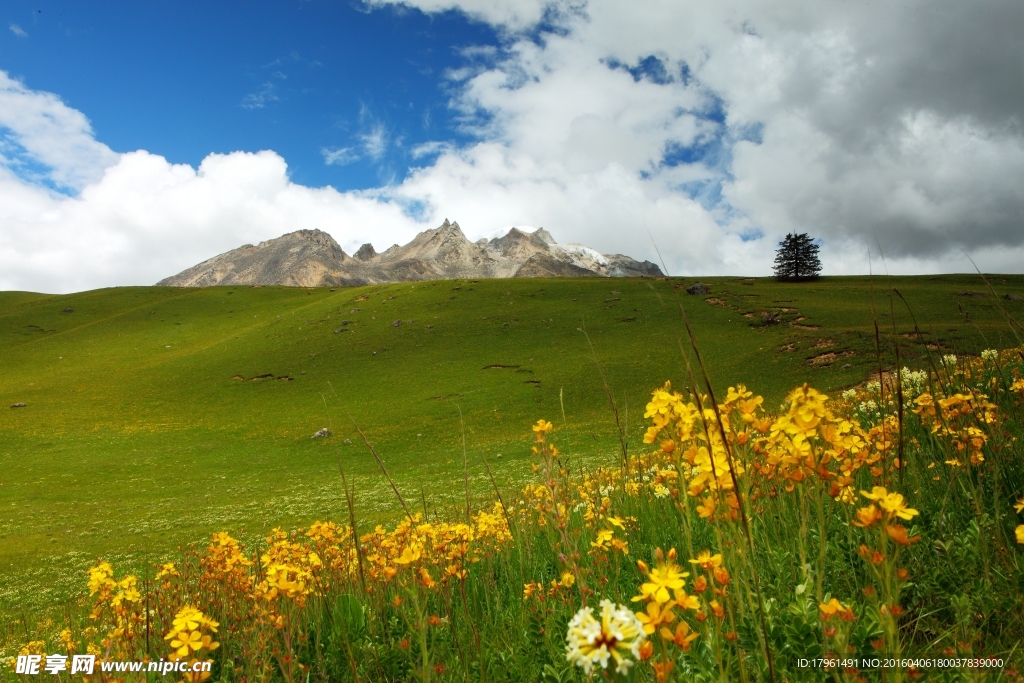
[241, 82, 278, 110]
[0, 72, 119, 191]
[410, 141, 455, 158]
[0, 149, 425, 293]
[9, 24, 26, 37]
[358, 123, 389, 160]
[322, 146, 360, 166]
[370, 0, 1024, 271]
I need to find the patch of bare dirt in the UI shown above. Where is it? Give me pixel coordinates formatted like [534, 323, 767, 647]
[808, 350, 855, 366]
[705, 297, 729, 306]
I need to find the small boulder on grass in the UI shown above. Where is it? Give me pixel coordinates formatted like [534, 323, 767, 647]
[311, 428, 331, 439]
[11, 402, 26, 408]
[686, 282, 710, 295]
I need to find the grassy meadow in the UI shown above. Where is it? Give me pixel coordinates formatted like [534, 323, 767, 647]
[2, 274, 1024, 681]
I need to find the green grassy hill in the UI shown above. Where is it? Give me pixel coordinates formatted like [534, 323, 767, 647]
[1, 274, 1022, 611]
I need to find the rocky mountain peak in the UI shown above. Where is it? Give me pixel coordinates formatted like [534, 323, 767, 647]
[292, 229, 346, 256]
[158, 219, 662, 287]
[532, 228, 556, 245]
[354, 243, 377, 261]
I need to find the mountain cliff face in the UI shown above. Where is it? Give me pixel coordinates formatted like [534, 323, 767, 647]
[157, 220, 663, 287]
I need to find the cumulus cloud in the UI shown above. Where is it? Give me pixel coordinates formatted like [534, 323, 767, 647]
[0, 149, 425, 293]
[0, 72, 119, 190]
[369, 0, 1024, 272]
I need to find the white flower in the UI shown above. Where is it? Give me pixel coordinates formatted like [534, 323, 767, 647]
[841, 389, 857, 401]
[943, 354, 958, 367]
[566, 599, 646, 676]
[981, 349, 999, 362]
[858, 400, 878, 414]
[899, 367, 928, 398]
[866, 381, 881, 395]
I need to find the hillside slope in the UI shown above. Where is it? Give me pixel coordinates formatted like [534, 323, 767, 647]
[1, 274, 1022, 609]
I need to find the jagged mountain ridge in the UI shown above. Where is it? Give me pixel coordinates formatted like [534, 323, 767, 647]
[157, 220, 663, 287]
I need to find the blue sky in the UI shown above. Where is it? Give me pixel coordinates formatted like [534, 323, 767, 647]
[1, 0, 499, 190]
[1, 0, 1022, 292]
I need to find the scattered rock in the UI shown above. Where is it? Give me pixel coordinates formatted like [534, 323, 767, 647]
[604, 297, 620, 303]
[230, 375, 244, 380]
[312, 428, 331, 439]
[762, 311, 781, 325]
[11, 402, 26, 408]
[250, 374, 274, 381]
[62, 307, 74, 313]
[686, 282, 710, 295]
[956, 291, 986, 298]
[392, 319, 402, 327]
[1005, 293, 1023, 301]
[841, 364, 852, 369]
[343, 439, 352, 444]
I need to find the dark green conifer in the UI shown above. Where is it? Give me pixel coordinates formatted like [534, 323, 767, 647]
[773, 233, 822, 281]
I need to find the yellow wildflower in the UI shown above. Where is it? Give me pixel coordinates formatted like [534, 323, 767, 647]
[689, 550, 723, 570]
[861, 486, 919, 520]
[636, 600, 675, 635]
[634, 554, 688, 604]
[532, 419, 553, 439]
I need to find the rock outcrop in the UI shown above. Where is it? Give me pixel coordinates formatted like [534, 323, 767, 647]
[157, 220, 663, 287]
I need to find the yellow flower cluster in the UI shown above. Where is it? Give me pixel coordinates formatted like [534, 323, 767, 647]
[758, 385, 890, 502]
[913, 390, 998, 466]
[164, 606, 219, 682]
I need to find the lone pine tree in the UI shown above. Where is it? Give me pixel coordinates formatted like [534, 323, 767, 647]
[773, 232, 822, 281]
